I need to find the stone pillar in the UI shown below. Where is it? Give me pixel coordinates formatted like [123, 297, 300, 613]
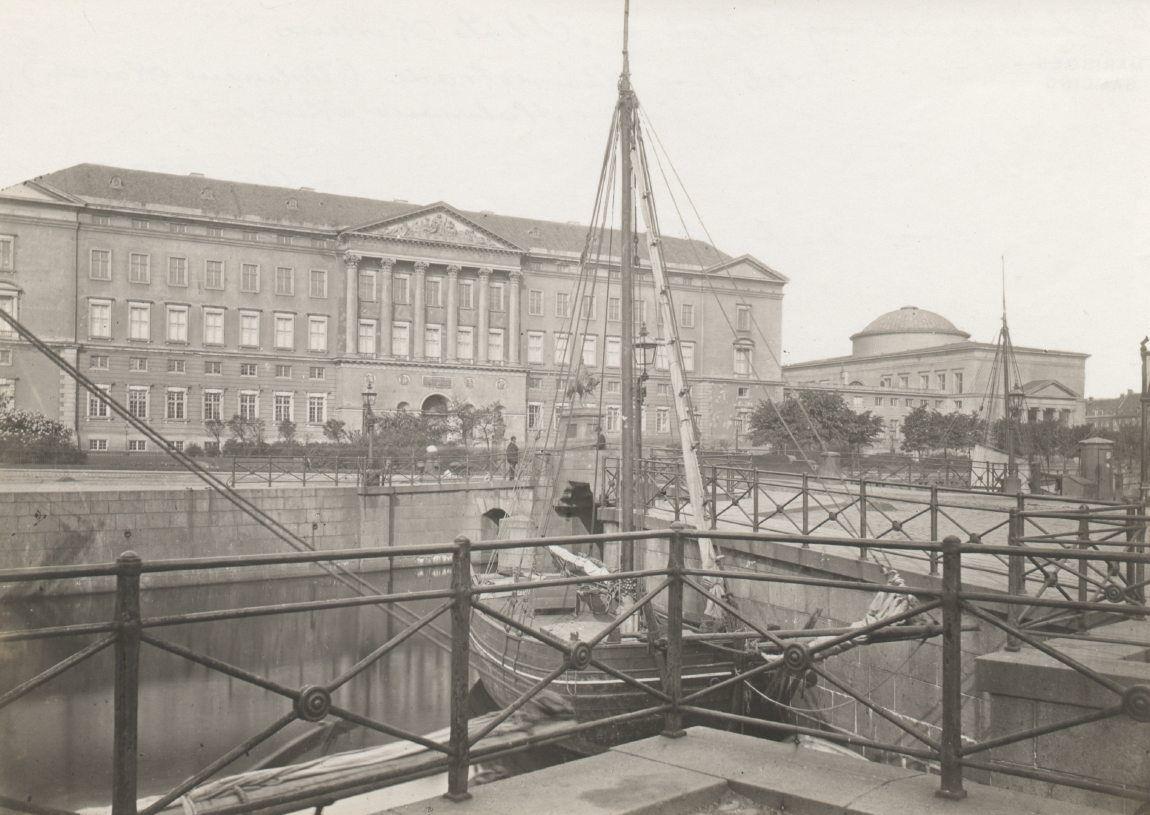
[446, 265, 460, 362]
[343, 251, 361, 355]
[477, 267, 492, 364]
[378, 257, 394, 357]
[413, 260, 427, 360]
[508, 269, 522, 365]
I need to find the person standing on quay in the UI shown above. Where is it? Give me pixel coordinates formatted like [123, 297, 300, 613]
[506, 435, 520, 479]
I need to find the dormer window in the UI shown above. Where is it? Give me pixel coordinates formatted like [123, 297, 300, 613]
[110, 176, 123, 189]
[201, 189, 214, 200]
[286, 198, 299, 210]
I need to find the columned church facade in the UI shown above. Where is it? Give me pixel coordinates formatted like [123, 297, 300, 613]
[0, 164, 786, 454]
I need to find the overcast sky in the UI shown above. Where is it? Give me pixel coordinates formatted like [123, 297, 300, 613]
[2, 1, 1146, 397]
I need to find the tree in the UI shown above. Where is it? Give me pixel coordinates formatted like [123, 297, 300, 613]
[277, 419, 297, 445]
[747, 391, 883, 457]
[322, 418, 347, 443]
[901, 408, 983, 457]
[204, 418, 225, 452]
[0, 408, 84, 463]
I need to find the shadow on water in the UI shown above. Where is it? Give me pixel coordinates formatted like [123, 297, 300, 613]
[0, 566, 457, 811]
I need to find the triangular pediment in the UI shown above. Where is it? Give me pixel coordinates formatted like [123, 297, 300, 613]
[347, 204, 524, 253]
[0, 180, 83, 204]
[705, 254, 788, 284]
[1023, 379, 1079, 399]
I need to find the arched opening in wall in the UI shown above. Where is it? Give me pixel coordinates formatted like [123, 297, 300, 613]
[422, 394, 449, 415]
[396, 401, 409, 414]
[481, 508, 507, 541]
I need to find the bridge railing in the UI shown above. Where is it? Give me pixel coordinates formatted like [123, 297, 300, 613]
[1, 525, 1148, 813]
[224, 451, 531, 489]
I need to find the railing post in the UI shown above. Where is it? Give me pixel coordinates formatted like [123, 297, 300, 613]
[268, 456, 273, 487]
[929, 485, 940, 576]
[751, 468, 760, 532]
[112, 551, 142, 815]
[801, 472, 810, 542]
[858, 479, 868, 559]
[231, 456, 237, 485]
[937, 535, 966, 800]
[674, 471, 682, 522]
[302, 455, 308, 486]
[663, 524, 687, 738]
[1006, 509, 1023, 651]
[1077, 507, 1090, 633]
[710, 466, 718, 530]
[445, 535, 472, 802]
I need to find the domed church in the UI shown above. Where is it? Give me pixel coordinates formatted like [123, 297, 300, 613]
[783, 306, 1088, 451]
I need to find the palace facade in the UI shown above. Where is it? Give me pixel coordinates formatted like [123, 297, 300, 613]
[784, 306, 1088, 452]
[0, 164, 786, 454]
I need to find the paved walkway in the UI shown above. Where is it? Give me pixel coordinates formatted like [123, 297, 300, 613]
[388, 727, 1111, 814]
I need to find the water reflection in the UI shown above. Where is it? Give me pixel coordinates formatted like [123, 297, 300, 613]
[0, 567, 452, 812]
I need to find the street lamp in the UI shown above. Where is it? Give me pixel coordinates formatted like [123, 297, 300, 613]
[362, 378, 378, 470]
[633, 323, 659, 463]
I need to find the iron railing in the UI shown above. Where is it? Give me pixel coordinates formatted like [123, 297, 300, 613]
[223, 451, 532, 488]
[2, 525, 1149, 814]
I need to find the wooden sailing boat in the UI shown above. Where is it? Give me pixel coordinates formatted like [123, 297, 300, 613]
[468, 2, 761, 751]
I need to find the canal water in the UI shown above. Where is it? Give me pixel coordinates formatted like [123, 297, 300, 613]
[0, 567, 453, 811]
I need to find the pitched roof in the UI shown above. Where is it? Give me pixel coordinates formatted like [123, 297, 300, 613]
[30, 163, 731, 268]
[1021, 379, 1079, 398]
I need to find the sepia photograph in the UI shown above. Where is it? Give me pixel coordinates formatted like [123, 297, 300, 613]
[0, 2, 1148, 814]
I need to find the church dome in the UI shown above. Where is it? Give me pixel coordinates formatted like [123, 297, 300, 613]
[850, 306, 970, 357]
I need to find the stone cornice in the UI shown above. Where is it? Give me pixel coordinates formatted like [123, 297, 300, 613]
[785, 341, 1089, 370]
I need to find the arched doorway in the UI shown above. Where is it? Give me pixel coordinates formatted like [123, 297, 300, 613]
[421, 394, 449, 415]
[480, 508, 507, 541]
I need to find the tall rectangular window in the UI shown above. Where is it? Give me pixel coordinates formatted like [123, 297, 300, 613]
[129, 253, 150, 284]
[309, 269, 327, 298]
[919, 373, 930, 390]
[238, 392, 258, 421]
[128, 303, 151, 341]
[128, 387, 149, 419]
[734, 345, 751, 375]
[655, 343, 669, 371]
[165, 388, 186, 420]
[391, 322, 410, 357]
[487, 329, 505, 363]
[307, 394, 326, 424]
[204, 260, 224, 289]
[308, 316, 328, 352]
[274, 313, 294, 350]
[168, 257, 188, 287]
[358, 269, 376, 302]
[241, 264, 260, 293]
[607, 297, 621, 322]
[606, 336, 621, 368]
[936, 372, 947, 391]
[0, 295, 14, 338]
[605, 405, 621, 432]
[89, 249, 111, 280]
[425, 324, 443, 360]
[456, 326, 474, 361]
[527, 402, 543, 430]
[633, 301, 645, 325]
[527, 290, 543, 316]
[203, 390, 222, 421]
[555, 292, 570, 318]
[88, 385, 110, 418]
[167, 306, 189, 343]
[273, 393, 293, 423]
[203, 308, 224, 345]
[656, 407, 670, 433]
[393, 274, 410, 303]
[275, 267, 294, 296]
[582, 335, 597, 366]
[458, 280, 474, 309]
[681, 341, 695, 372]
[681, 303, 695, 328]
[426, 277, 443, 307]
[527, 331, 544, 364]
[240, 311, 260, 348]
[358, 319, 377, 354]
[954, 372, 964, 394]
[490, 282, 505, 312]
[88, 300, 112, 339]
[580, 295, 594, 319]
[736, 304, 751, 331]
[0, 235, 13, 271]
[554, 333, 569, 365]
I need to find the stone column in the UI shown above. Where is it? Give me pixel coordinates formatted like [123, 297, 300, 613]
[477, 267, 492, 364]
[378, 257, 395, 357]
[343, 251, 361, 355]
[412, 260, 427, 360]
[446, 264, 460, 362]
[508, 269, 522, 365]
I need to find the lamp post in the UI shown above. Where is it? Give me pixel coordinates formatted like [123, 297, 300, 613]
[633, 323, 659, 464]
[1004, 384, 1025, 494]
[362, 378, 378, 472]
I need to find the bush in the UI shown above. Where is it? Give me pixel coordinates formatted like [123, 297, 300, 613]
[0, 409, 86, 464]
[185, 443, 204, 457]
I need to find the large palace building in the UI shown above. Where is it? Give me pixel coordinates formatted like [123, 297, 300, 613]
[784, 306, 1088, 452]
[0, 164, 786, 453]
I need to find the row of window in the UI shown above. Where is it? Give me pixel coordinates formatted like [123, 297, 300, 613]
[86, 300, 332, 352]
[86, 353, 327, 381]
[87, 385, 329, 424]
[523, 400, 677, 434]
[864, 395, 964, 411]
[877, 371, 965, 394]
[94, 215, 331, 248]
[86, 249, 332, 296]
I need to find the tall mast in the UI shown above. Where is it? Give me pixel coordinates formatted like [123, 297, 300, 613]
[618, 0, 637, 548]
[1001, 255, 1020, 493]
